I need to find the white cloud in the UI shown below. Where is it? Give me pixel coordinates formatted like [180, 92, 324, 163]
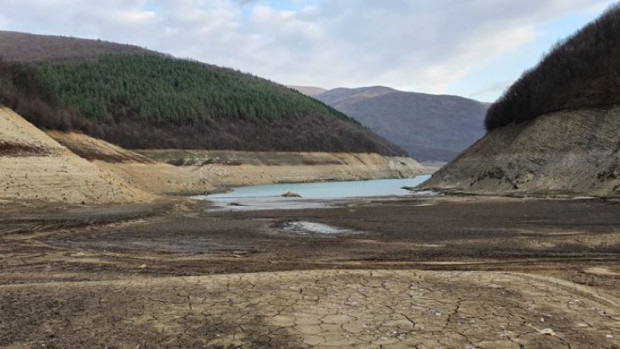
[0, 0, 615, 99]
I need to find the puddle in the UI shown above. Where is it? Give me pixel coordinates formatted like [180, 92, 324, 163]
[207, 197, 336, 211]
[409, 190, 443, 198]
[280, 221, 354, 235]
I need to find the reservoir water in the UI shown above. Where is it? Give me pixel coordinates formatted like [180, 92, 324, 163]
[193, 175, 433, 210]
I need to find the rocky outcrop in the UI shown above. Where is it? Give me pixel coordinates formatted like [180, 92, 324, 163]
[420, 107, 620, 197]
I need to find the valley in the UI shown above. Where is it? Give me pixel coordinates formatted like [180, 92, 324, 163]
[1, 3, 620, 348]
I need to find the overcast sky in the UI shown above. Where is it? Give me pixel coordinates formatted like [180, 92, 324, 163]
[0, 0, 616, 101]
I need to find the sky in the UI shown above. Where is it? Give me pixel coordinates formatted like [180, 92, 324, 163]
[0, 0, 616, 102]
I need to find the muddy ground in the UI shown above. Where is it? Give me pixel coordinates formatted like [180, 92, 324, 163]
[1, 196, 619, 348]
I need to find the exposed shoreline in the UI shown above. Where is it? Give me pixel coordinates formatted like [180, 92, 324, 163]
[422, 107, 620, 198]
[1, 195, 618, 347]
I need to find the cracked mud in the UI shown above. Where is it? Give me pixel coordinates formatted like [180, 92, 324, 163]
[2, 271, 619, 348]
[1, 197, 619, 348]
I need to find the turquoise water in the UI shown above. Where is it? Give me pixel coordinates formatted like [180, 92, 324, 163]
[193, 175, 432, 210]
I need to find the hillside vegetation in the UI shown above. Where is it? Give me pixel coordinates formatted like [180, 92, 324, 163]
[485, 4, 620, 130]
[0, 31, 157, 62]
[316, 86, 487, 162]
[35, 55, 351, 125]
[0, 32, 405, 156]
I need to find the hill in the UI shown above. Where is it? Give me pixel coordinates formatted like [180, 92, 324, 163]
[0, 31, 405, 156]
[0, 107, 152, 205]
[485, 4, 620, 130]
[420, 5, 620, 197]
[315, 86, 488, 162]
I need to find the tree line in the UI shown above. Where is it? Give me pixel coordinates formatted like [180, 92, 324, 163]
[0, 56, 406, 156]
[485, 4, 620, 130]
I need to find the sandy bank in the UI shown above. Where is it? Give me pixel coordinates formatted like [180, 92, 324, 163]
[46, 131, 430, 196]
[47, 131, 216, 195]
[0, 108, 153, 205]
[138, 149, 431, 190]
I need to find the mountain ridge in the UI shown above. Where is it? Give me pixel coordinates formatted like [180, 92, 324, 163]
[313, 86, 488, 162]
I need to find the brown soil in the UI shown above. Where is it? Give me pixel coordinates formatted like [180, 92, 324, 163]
[47, 130, 155, 163]
[1, 196, 618, 348]
[0, 141, 51, 157]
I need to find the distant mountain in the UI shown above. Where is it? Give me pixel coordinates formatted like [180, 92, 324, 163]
[314, 86, 488, 162]
[288, 85, 328, 97]
[0, 31, 406, 156]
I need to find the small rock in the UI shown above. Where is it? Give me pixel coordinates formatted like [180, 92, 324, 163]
[606, 334, 614, 339]
[281, 191, 302, 198]
[139, 264, 147, 269]
[539, 328, 556, 336]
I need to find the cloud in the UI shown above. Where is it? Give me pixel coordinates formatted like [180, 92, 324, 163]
[0, 0, 615, 99]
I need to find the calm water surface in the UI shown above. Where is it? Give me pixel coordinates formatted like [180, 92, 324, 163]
[193, 175, 432, 210]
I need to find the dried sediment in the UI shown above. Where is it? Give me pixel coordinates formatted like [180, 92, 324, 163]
[1, 270, 618, 348]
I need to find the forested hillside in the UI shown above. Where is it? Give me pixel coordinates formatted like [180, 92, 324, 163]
[485, 3, 620, 130]
[35, 55, 350, 125]
[0, 32, 405, 155]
